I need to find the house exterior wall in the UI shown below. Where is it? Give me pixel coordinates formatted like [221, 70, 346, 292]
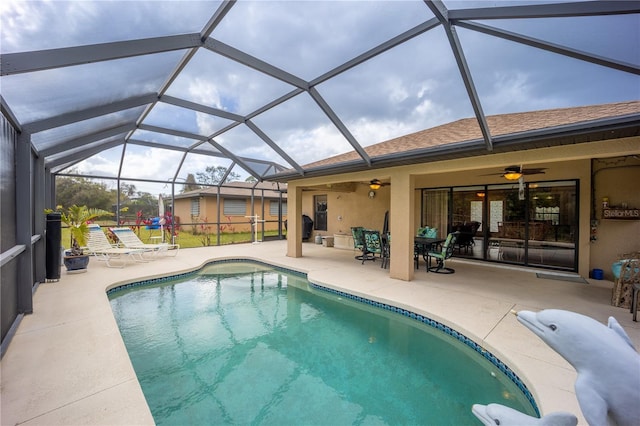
[302, 185, 391, 241]
[289, 136, 640, 280]
[591, 155, 640, 280]
[173, 195, 287, 234]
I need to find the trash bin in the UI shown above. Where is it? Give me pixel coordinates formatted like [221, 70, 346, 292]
[592, 268, 604, 280]
[46, 212, 61, 281]
[302, 215, 313, 241]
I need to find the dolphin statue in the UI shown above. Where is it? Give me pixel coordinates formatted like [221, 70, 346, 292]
[472, 403, 577, 426]
[516, 309, 640, 426]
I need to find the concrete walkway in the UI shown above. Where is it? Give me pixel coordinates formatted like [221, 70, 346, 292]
[2, 241, 638, 425]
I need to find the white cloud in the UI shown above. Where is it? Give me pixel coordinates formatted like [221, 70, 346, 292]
[2, 0, 638, 184]
[189, 78, 224, 110]
[484, 71, 564, 113]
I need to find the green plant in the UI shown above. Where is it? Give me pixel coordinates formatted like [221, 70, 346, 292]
[196, 217, 212, 247]
[45, 204, 113, 256]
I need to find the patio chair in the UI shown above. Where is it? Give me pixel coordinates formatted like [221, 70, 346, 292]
[453, 221, 480, 254]
[109, 227, 180, 257]
[381, 232, 391, 269]
[351, 227, 370, 261]
[86, 224, 147, 268]
[426, 232, 458, 273]
[362, 229, 383, 265]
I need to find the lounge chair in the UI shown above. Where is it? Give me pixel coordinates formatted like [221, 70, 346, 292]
[86, 224, 147, 268]
[109, 227, 180, 257]
[426, 232, 458, 273]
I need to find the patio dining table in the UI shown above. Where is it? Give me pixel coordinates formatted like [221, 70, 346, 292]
[415, 237, 446, 269]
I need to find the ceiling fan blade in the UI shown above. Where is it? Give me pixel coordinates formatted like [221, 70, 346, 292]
[481, 166, 547, 177]
[521, 168, 547, 175]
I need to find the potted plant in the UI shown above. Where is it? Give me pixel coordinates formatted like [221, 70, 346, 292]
[45, 204, 113, 272]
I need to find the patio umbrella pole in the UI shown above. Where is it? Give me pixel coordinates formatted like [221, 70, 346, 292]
[245, 215, 265, 244]
[158, 195, 166, 243]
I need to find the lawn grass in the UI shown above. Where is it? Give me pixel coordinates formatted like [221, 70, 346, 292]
[60, 225, 285, 250]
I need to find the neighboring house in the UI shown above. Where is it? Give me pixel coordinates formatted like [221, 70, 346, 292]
[173, 181, 287, 235]
[273, 101, 640, 282]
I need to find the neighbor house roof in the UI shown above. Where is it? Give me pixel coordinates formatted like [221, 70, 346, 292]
[175, 181, 287, 200]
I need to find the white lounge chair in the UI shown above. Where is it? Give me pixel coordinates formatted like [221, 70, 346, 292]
[86, 224, 147, 268]
[109, 227, 180, 257]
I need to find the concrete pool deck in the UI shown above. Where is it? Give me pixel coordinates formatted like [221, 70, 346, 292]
[2, 240, 639, 425]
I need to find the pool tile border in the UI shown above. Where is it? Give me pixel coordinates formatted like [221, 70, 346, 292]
[107, 258, 539, 416]
[106, 258, 305, 296]
[309, 282, 540, 416]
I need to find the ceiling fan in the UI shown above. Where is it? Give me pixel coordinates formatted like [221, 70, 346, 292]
[483, 165, 547, 181]
[365, 179, 389, 190]
[357, 179, 389, 198]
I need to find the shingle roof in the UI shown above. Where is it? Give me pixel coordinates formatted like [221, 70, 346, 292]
[305, 101, 640, 169]
[175, 181, 287, 200]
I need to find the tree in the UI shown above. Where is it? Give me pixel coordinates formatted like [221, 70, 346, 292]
[55, 175, 114, 211]
[180, 173, 201, 193]
[121, 183, 138, 197]
[245, 176, 257, 183]
[196, 166, 240, 185]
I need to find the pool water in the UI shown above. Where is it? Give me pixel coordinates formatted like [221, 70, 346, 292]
[109, 261, 537, 425]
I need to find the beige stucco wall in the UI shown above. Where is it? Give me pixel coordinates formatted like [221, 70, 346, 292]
[287, 136, 640, 281]
[302, 185, 391, 239]
[173, 196, 286, 234]
[591, 155, 640, 280]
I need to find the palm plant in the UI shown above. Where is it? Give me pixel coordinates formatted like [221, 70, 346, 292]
[46, 204, 113, 256]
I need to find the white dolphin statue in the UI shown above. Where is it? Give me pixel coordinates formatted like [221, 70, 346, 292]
[516, 309, 640, 426]
[472, 403, 577, 426]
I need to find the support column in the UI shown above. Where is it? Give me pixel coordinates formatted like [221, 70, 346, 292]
[286, 184, 303, 258]
[389, 172, 415, 281]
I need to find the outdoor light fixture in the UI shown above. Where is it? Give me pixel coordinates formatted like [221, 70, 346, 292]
[476, 192, 486, 198]
[369, 179, 382, 190]
[503, 167, 522, 181]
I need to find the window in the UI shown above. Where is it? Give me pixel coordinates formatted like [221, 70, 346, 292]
[223, 198, 246, 216]
[270, 200, 287, 216]
[314, 195, 327, 231]
[190, 198, 200, 218]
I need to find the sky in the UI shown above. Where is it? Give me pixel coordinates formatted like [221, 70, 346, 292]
[1, 0, 639, 195]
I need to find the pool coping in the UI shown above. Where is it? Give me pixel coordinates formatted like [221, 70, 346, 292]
[5, 241, 635, 425]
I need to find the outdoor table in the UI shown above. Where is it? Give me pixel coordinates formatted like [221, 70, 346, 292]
[414, 237, 445, 269]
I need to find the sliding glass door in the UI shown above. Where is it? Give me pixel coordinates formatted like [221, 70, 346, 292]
[486, 184, 527, 264]
[526, 181, 577, 269]
[422, 180, 578, 271]
[452, 186, 485, 260]
[422, 189, 449, 240]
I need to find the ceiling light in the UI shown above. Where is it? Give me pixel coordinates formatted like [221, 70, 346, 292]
[369, 179, 382, 190]
[503, 167, 522, 181]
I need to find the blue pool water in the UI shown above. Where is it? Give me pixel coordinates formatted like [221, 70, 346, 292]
[108, 261, 537, 425]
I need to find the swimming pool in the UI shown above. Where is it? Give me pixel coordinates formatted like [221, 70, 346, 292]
[108, 260, 538, 425]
